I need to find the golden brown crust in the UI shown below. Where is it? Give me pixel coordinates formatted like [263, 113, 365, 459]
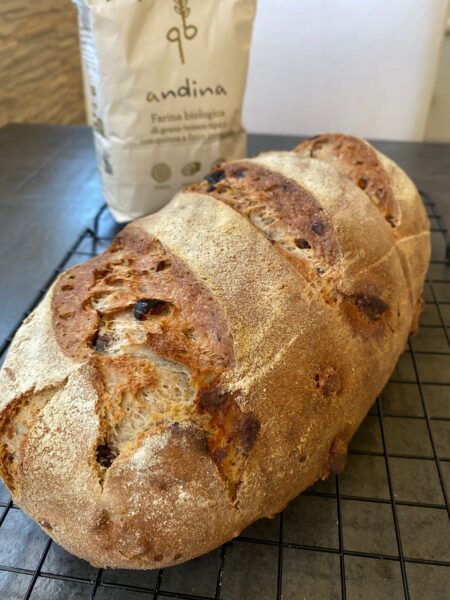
[188, 161, 341, 266]
[0, 134, 430, 569]
[294, 135, 431, 332]
[53, 226, 234, 376]
[294, 133, 399, 225]
[188, 154, 406, 340]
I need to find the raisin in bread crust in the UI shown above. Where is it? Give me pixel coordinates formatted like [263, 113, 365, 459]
[0, 135, 430, 569]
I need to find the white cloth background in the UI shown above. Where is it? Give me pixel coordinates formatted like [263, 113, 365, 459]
[243, 0, 449, 140]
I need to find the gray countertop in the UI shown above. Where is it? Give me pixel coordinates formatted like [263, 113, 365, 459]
[0, 124, 449, 600]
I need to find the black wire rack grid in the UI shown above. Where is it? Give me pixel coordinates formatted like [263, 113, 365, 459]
[0, 192, 449, 600]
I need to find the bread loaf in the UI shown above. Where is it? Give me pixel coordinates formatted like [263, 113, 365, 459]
[0, 134, 430, 569]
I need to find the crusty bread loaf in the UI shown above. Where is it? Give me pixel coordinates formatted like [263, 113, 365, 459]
[0, 134, 430, 569]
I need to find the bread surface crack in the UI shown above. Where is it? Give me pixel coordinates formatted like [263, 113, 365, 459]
[53, 230, 256, 496]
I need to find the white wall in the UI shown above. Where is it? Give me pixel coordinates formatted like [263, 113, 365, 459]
[243, 0, 449, 140]
[425, 6, 450, 141]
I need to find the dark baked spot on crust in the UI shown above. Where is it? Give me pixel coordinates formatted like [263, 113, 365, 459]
[357, 176, 368, 190]
[237, 414, 260, 453]
[168, 421, 211, 459]
[355, 294, 389, 321]
[340, 293, 392, 338]
[314, 369, 341, 397]
[95, 510, 112, 535]
[328, 434, 348, 475]
[322, 371, 341, 397]
[197, 388, 261, 498]
[294, 134, 399, 226]
[295, 238, 311, 249]
[204, 169, 226, 187]
[93, 333, 110, 353]
[3, 367, 16, 382]
[156, 259, 171, 272]
[386, 216, 396, 228]
[311, 221, 326, 235]
[133, 299, 170, 320]
[96, 444, 117, 469]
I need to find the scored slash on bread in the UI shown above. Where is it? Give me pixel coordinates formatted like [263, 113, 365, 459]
[0, 134, 430, 569]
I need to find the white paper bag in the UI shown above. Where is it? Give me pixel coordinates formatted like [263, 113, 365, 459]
[73, 0, 257, 222]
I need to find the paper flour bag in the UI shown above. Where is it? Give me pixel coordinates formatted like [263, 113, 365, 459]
[73, 0, 257, 222]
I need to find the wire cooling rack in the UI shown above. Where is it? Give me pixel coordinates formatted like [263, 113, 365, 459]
[0, 193, 449, 600]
